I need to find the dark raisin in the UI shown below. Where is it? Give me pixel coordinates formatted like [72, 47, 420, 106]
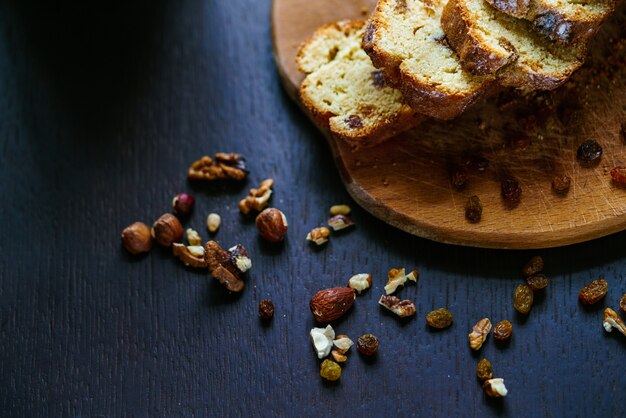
[576, 140, 602, 166]
[465, 155, 489, 172]
[493, 320, 513, 341]
[425, 308, 453, 329]
[501, 177, 522, 205]
[578, 278, 608, 305]
[357, 334, 378, 356]
[514, 284, 534, 314]
[476, 358, 493, 381]
[522, 256, 544, 277]
[345, 115, 363, 129]
[465, 195, 482, 223]
[620, 294, 626, 312]
[610, 166, 626, 185]
[552, 175, 571, 194]
[258, 299, 274, 320]
[371, 70, 385, 88]
[525, 274, 549, 290]
[450, 167, 468, 190]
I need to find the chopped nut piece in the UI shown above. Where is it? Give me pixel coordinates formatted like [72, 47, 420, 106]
[384, 268, 418, 295]
[525, 274, 548, 290]
[228, 244, 252, 273]
[330, 204, 352, 215]
[348, 273, 372, 294]
[331, 350, 347, 363]
[320, 359, 341, 381]
[173, 243, 208, 268]
[121, 222, 152, 254]
[186, 228, 202, 246]
[333, 335, 354, 353]
[579, 278, 608, 305]
[612, 166, 626, 185]
[310, 325, 335, 359]
[239, 179, 274, 215]
[379, 295, 416, 318]
[206, 213, 221, 233]
[469, 318, 492, 351]
[187, 153, 248, 181]
[426, 308, 453, 329]
[327, 214, 355, 231]
[258, 299, 274, 320]
[357, 334, 378, 356]
[602, 308, 626, 336]
[476, 358, 493, 381]
[483, 378, 508, 397]
[493, 320, 513, 341]
[204, 241, 251, 292]
[307, 227, 330, 245]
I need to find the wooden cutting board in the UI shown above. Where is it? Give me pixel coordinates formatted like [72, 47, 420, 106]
[272, 0, 626, 249]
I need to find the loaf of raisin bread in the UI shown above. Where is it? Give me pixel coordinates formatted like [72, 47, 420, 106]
[441, 0, 586, 89]
[297, 20, 425, 147]
[363, 0, 494, 120]
[485, 0, 617, 44]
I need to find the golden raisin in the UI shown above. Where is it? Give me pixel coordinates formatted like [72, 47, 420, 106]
[522, 256, 544, 277]
[357, 334, 378, 356]
[320, 359, 341, 381]
[620, 294, 626, 313]
[514, 284, 534, 314]
[426, 308, 454, 329]
[578, 279, 608, 305]
[476, 358, 493, 381]
[525, 274, 548, 290]
[493, 320, 513, 341]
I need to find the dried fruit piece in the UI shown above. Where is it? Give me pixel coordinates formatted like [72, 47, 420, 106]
[602, 308, 626, 336]
[172, 193, 195, 217]
[187, 153, 248, 181]
[327, 214, 355, 231]
[552, 175, 571, 194]
[476, 358, 493, 381]
[610, 166, 626, 185]
[121, 222, 152, 254]
[493, 320, 513, 341]
[483, 378, 508, 397]
[501, 177, 522, 205]
[514, 284, 534, 314]
[172, 243, 208, 268]
[307, 227, 330, 245]
[522, 256, 544, 277]
[239, 179, 274, 215]
[320, 359, 342, 381]
[345, 115, 363, 129]
[576, 140, 603, 166]
[620, 294, 626, 313]
[578, 278, 608, 305]
[465, 195, 482, 223]
[379, 295, 416, 318]
[357, 334, 378, 356]
[258, 299, 274, 320]
[310, 325, 335, 358]
[309, 287, 356, 323]
[469, 318, 492, 351]
[426, 308, 453, 329]
[384, 268, 418, 295]
[330, 205, 351, 215]
[348, 273, 372, 294]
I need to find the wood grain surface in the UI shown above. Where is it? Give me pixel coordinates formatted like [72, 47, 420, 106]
[0, 1, 625, 417]
[273, 0, 626, 249]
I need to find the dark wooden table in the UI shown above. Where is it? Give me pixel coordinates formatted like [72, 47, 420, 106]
[0, 1, 624, 417]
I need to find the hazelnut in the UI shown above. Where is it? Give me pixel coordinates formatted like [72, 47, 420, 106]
[172, 193, 195, 217]
[151, 213, 184, 247]
[121, 222, 152, 254]
[327, 214, 355, 231]
[255, 208, 288, 242]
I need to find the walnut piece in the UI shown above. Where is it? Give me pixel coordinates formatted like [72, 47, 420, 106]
[307, 227, 330, 245]
[469, 318, 492, 351]
[348, 273, 372, 294]
[204, 240, 251, 292]
[172, 243, 208, 268]
[384, 268, 418, 295]
[379, 295, 416, 317]
[310, 325, 335, 359]
[187, 153, 248, 181]
[327, 214, 355, 231]
[239, 179, 274, 215]
[483, 378, 508, 398]
[603, 308, 626, 336]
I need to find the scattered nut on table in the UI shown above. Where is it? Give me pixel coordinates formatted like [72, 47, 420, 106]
[379, 295, 416, 318]
[239, 178, 274, 215]
[327, 214, 355, 231]
[348, 273, 372, 294]
[206, 213, 221, 233]
[186, 228, 202, 246]
[121, 222, 153, 254]
[469, 318, 492, 351]
[151, 213, 184, 247]
[255, 208, 288, 242]
[204, 241, 251, 292]
[309, 287, 355, 323]
[384, 268, 418, 295]
[173, 243, 208, 268]
[333, 335, 354, 353]
[307, 227, 330, 245]
[187, 153, 248, 181]
[310, 325, 335, 359]
[172, 193, 195, 217]
[330, 204, 351, 215]
[483, 378, 508, 397]
[602, 307, 626, 336]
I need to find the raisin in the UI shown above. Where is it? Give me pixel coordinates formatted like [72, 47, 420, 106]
[525, 274, 549, 290]
[371, 70, 385, 88]
[357, 334, 378, 356]
[426, 308, 454, 329]
[552, 175, 571, 194]
[501, 177, 522, 205]
[450, 167, 468, 190]
[465, 155, 489, 172]
[465, 195, 482, 223]
[522, 256, 544, 277]
[320, 359, 341, 381]
[610, 166, 626, 185]
[576, 140, 602, 166]
[476, 358, 493, 381]
[578, 278, 608, 305]
[620, 294, 626, 313]
[514, 284, 534, 314]
[258, 299, 274, 320]
[493, 320, 513, 341]
[345, 115, 363, 129]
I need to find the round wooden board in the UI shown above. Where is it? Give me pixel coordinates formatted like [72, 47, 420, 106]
[272, 0, 626, 249]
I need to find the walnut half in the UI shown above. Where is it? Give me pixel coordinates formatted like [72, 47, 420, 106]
[204, 240, 252, 292]
[187, 153, 248, 181]
[379, 295, 416, 318]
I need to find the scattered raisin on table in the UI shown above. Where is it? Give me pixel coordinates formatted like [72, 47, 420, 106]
[493, 320, 513, 341]
[357, 334, 379, 356]
[501, 177, 522, 205]
[258, 299, 274, 320]
[576, 139, 602, 166]
[620, 294, 626, 312]
[320, 359, 341, 381]
[551, 175, 571, 194]
[514, 284, 534, 314]
[610, 166, 626, 185]
[476, 358, 493, 381]
[426, 308, 454, 329]
[525, 274, 549, 290]
[465, 195, 482, 223]
[522, 256, 544, 277]
[578, 279, 608, 305]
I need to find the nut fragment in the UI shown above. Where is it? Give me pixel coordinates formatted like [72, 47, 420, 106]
[469, 318, 492, 351]
[330, 204, 351, 215]
[327, 214, 355, 231]
[483, 378, 508, 398]
[151, 213, 184, 247]
[307, 227, 330, 245]
[578, 278, 608, 305]
[310, 325, 335, 358]
[333, 335, 354, 353]
[239, 179, 274, 215]
[206, 213, 221, 233]
[493, 320, 513, 341]
[348, 273, 372, 294]
[186, 228, 202, 246]
[228, 244, 252, 273]
[384, 268, 418, 295]
[602, 308, 626, 336]
[204, 241, 251, 292]
[258, 299, 274, 320]
[309, 288, 356, 323]
[172, 193, 195, 217]
[514, 284, 534, 314]
[255, 208, 288, 242]
[522, 256, 544, 277]
[172, 243, 208, 268]
[356, 334, 378, 356]
[331, 350, 347, 363]
[426, 308, 453, 329]
[379, 295, 416, 318]
[121, 222, 152, 254]
[320, 359, 341, 381]
[187, 153, 248, 181]
[476, 358, 493, 381]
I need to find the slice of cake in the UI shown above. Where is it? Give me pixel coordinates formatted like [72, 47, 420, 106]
[363, 0, 494, 120]
[297, 20, 425, 147]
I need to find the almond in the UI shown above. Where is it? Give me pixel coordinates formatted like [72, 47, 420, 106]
[309, 287, 356, 323]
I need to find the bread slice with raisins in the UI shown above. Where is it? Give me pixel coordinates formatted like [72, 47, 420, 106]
[484, 0, 617, 44]
[297, 20, 426, 147]
[441, 0, 586, 89]
[362, 0, 494, 120]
